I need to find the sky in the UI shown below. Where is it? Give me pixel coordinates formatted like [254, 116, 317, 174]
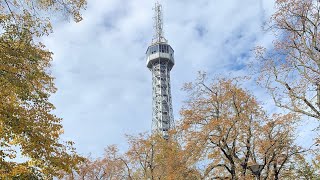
[42, 0, 316, 158]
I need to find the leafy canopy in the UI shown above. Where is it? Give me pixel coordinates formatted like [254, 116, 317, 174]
[0, 0, 86, 178]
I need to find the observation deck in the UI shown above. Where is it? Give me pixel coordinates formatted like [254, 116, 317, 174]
[146, 43, 174, 70]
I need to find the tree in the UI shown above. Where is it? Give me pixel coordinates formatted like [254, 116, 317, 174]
[125, 133, 199, 180]
[255, 0, 320, 120]
[179, 74, 303, 179]
[0, 0, 86, 178]
[62, 133, 200, 180]
[62, 145, 131, 180]
[253, 114, 303, 180]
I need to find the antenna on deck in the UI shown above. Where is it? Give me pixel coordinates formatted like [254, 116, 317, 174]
[153, 1, 167, 44]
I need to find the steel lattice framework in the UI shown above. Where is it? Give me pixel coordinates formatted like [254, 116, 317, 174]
[146, 2, 174, 139]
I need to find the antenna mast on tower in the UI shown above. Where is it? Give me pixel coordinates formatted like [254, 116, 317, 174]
[153, 2, 167, 44]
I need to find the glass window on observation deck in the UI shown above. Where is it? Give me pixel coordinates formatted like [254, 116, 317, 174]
[147, 44, 174, 56]
[148, 45, 159, 55]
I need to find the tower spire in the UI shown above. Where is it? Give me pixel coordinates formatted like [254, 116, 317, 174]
[153, 1, 167, 44]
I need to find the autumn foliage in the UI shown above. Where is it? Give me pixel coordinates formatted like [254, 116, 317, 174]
[64, 133, 200, 180]
[0, 0, 86, 178]
[179, 75, 305, 179]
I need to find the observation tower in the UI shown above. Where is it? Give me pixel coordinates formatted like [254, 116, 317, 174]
[146, 2, 174, 139]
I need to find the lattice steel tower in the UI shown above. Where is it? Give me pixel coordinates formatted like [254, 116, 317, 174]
[146, 2, 174, 139]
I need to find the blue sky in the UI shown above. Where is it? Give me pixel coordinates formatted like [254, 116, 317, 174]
[42, 0, 315, 158]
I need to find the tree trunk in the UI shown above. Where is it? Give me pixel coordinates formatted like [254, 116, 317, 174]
[231, 166, 237, 180]
[273, 163, 279, 180]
